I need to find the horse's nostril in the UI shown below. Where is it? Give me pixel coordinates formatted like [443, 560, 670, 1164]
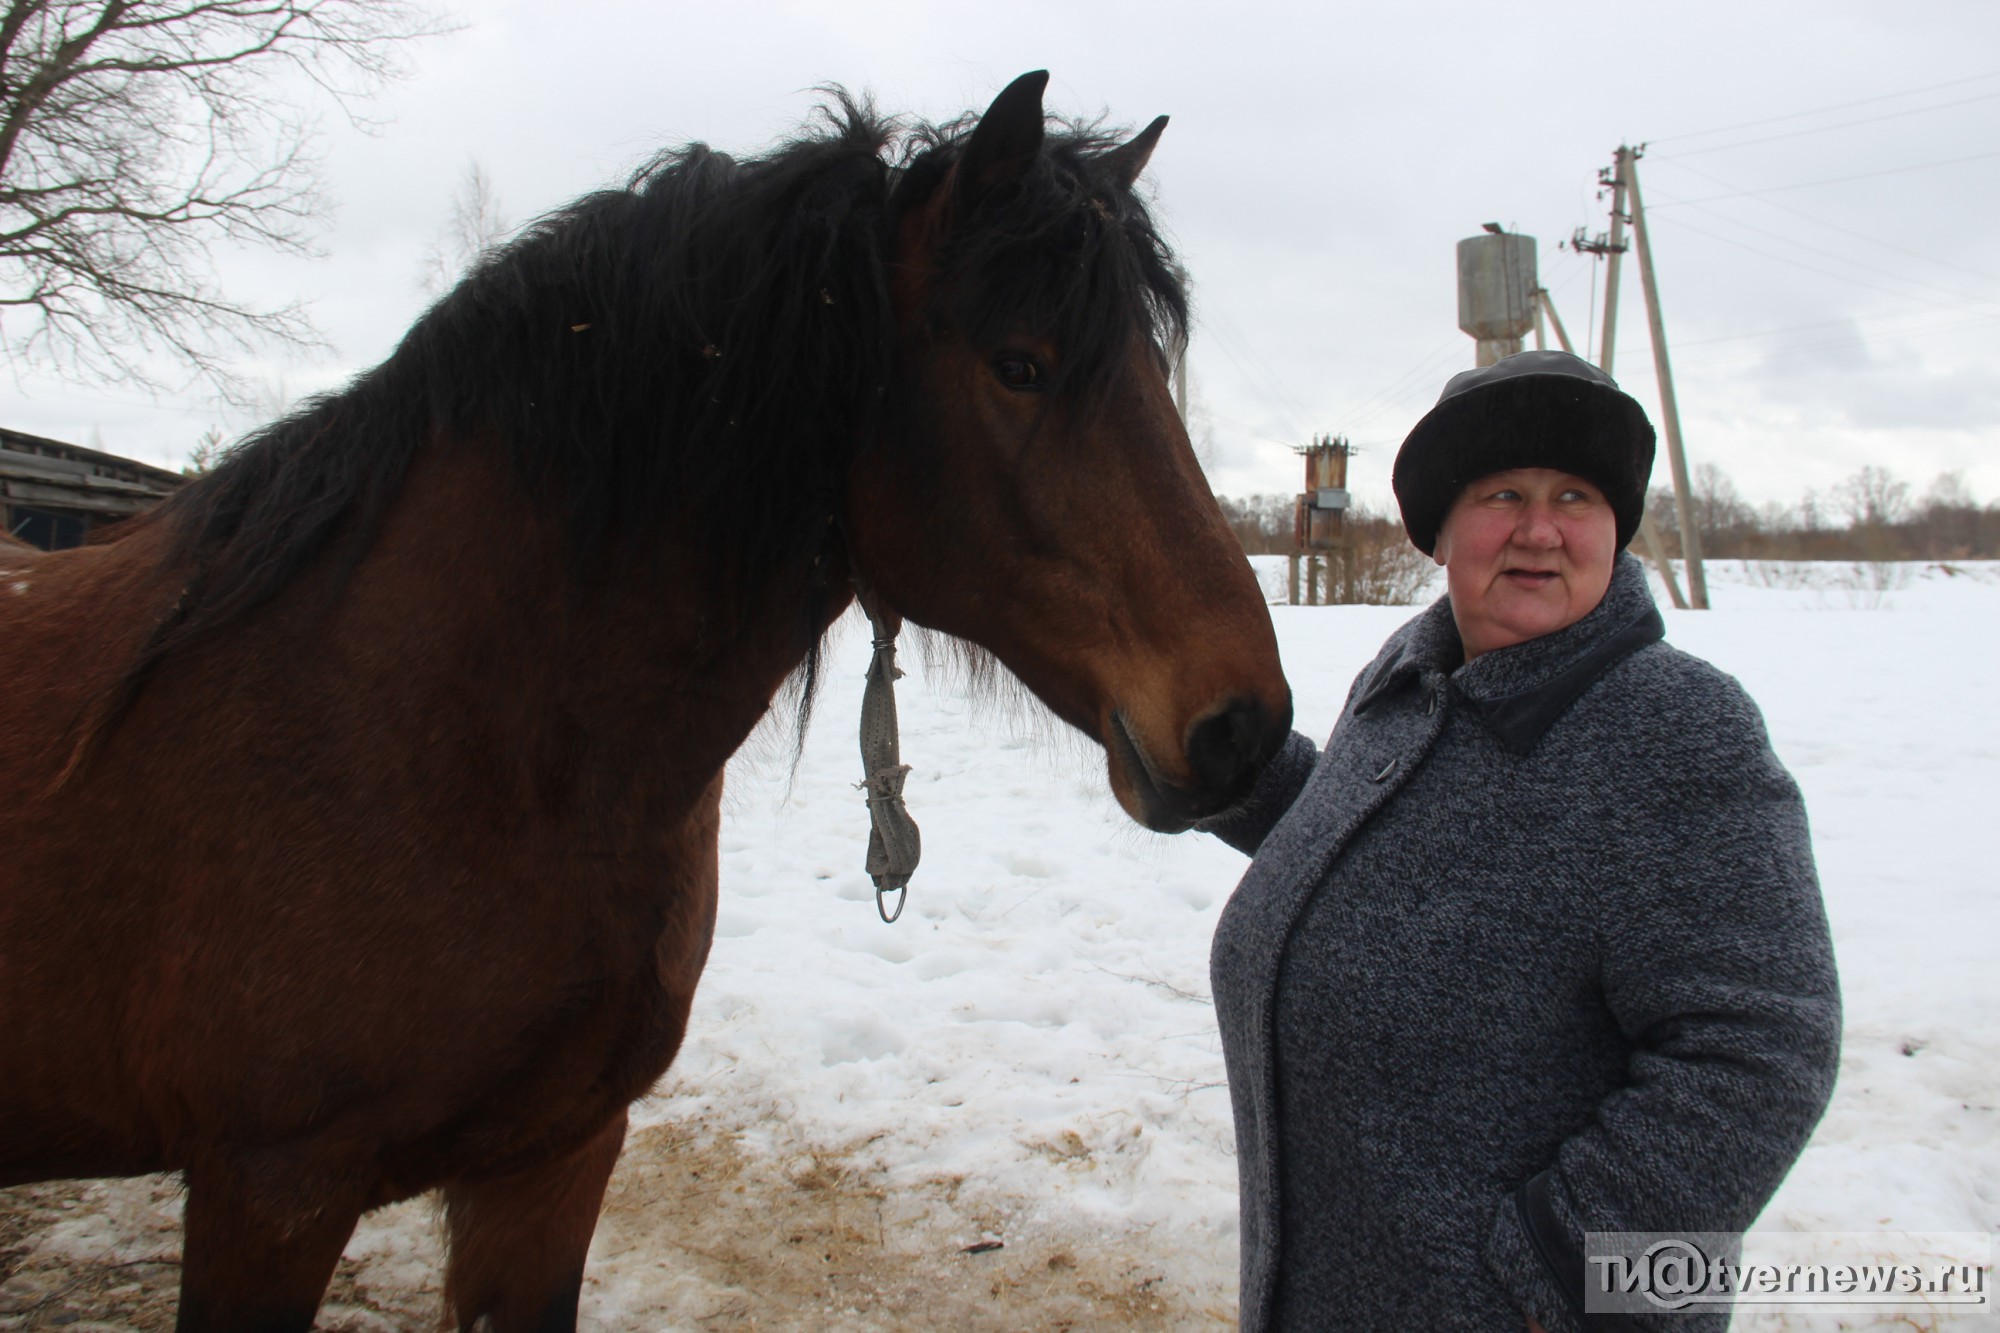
[1185, 696, 1272, 800]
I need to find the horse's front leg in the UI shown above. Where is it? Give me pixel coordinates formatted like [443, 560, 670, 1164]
[176, 1148, 371, 1332]
[442, 1107, 628, 1333]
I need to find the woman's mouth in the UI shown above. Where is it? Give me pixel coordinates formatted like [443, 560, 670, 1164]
[1503, 568, 1559, 588]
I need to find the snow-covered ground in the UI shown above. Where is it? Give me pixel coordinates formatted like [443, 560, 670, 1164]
[636, 556, 1998, 1329]
[7, 559, 1993, 1330]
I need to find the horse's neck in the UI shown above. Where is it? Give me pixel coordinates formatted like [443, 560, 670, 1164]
[309, 437, 826, 811]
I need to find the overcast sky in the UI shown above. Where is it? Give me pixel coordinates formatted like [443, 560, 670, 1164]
[6, 0, 1998, 516]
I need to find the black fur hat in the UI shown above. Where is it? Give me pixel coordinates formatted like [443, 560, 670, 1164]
[1392, 350, 1656, 555]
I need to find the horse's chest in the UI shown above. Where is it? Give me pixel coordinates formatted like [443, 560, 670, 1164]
[447, 861, 715, 1164]
[395, 924, 705, 1189]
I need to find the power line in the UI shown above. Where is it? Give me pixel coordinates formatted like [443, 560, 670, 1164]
[1332, 335, 1464, 437]
[1645, 186, 2000, 311]
[1544, 250, 1593, 294]
[1346, 336, 1462, 420]
[1644, 147, 2000, 206]
[1645, 209, 2000, 316]
[1602, 143, 2000, 380]
[1203, 307, 1318, 429]
[1311, 255, 1594, 442]
[1652, 90, 2000, 157]
[1650, 155, 2000, 285]
[1635, 312, 2000, 372]
[1336, 260, 1584, 440]
[1200, 406, 1310, 454]
[1649, 68, 2000, 145]
[1194, 307, 1314, 444]
[1370, 357, 1479, 425]
[1668, 308, 1999, 351]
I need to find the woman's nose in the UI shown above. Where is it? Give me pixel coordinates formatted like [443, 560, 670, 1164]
[1515, 505, 1562, 547]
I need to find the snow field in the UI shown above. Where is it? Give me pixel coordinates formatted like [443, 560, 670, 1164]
[647, 558, 1997, 1329]
[1661, 563, 1999, 1331]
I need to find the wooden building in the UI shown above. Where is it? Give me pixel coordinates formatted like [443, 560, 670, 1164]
[2, 427, 187, 550]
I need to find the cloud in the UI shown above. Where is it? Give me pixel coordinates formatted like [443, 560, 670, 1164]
[6, 0, 1998, 502]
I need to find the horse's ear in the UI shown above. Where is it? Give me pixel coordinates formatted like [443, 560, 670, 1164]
[955, 70, 1049, 206]
[1102, 115, 1169, 189]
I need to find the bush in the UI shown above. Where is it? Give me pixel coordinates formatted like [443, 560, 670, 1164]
[1321, 517, 1438, 606]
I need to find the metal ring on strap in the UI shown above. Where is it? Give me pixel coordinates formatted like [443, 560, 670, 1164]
[876, 882, 908, 924]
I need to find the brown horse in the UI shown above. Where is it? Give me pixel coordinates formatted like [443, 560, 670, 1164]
[0, 72, 1289, 1330]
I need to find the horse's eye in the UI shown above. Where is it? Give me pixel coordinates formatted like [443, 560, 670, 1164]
[993, 353, 1045, 391]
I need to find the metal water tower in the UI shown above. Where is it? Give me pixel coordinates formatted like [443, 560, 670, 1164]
[1457, 228, 1537, 366]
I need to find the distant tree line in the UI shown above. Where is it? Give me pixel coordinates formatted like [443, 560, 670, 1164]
[1646, 465, 1998, 561]
[1218, 466, 2000, 563]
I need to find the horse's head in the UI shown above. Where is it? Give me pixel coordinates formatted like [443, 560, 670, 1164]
[845, 72, 1292, 833]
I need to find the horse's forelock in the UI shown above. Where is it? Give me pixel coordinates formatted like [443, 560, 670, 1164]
[899, 118, 1189, 404]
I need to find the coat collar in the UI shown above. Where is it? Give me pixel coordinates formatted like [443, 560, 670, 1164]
[1353, 554, 1664, 754]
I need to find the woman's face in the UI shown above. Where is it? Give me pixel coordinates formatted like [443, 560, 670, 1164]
[1433, 467, 1618, 660]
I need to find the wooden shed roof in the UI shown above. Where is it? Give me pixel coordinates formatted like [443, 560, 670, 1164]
[1, 427, 187, 518]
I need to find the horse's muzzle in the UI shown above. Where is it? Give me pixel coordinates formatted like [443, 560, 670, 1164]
[1110, 693, 1293, 833]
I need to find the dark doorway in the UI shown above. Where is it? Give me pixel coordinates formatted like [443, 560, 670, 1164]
[7, 505, 89, 551]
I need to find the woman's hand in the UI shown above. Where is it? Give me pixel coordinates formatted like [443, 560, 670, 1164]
[1526, 1320, 1547, 1333]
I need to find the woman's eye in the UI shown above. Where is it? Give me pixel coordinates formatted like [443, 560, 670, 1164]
[994, 354, 1045, 390]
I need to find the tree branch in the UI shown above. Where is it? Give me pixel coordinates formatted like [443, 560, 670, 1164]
[0, 0, 454, 396]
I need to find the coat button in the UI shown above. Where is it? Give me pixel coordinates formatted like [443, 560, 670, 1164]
[1372, 758, 1398, 782]
[1425, 691, 1438, 716]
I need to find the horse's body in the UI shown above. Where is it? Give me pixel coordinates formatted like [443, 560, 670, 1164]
[0, 74, 1289, 1331]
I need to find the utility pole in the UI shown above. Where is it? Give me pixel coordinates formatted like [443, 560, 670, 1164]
[1535, 289, 1576, 354]
[1569, 157, 1688, 611]
[1599, 162, 1629, 373]
[1623, 146, 1709, 609]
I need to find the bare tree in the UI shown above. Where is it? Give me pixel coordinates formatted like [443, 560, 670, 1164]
[1691, 462, 1755, 548]
[1833, 464, 1912, 530]
[1915, 470, 1982, 558]
[1796, 488, 1824, 535]
[1645, 484, 1681, 554]
[418, 157, 504, 297]
[1920, 470, 1974, 514]
[0, 0, 449, 398]
[182, 421, 222, 473]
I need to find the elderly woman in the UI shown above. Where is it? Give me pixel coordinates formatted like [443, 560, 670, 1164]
[1204, 350, 1841, 1332]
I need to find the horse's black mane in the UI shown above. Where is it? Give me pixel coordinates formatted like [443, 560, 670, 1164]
[138, 89, 1188, 678]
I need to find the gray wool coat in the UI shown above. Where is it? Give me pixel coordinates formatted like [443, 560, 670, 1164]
[1204, 555, 1841, 1332]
